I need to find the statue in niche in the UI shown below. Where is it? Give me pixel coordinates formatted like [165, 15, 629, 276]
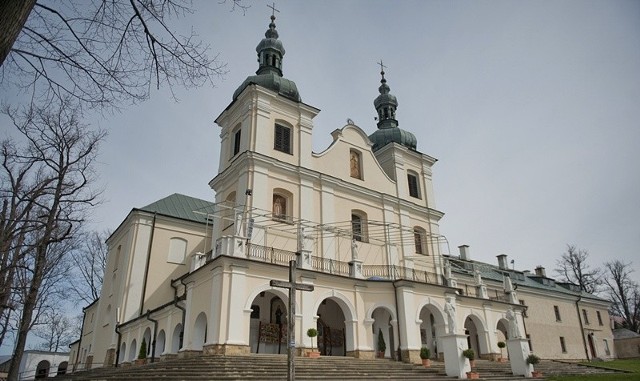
[506, 307, 520, 339]
[350, 151, 360, 178]
[273, 195, 285, 219]
[275, 307, 283, 325]
[445, 296, 457, 334]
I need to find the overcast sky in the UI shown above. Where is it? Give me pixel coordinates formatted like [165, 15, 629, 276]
[83, 0, 638, 278]
[1, 0, 639, 357]
[2, 0, 639, 330]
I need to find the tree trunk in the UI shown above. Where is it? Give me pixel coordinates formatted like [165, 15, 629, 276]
[0, 0, 37, 67]
[6, 246, 46, 381]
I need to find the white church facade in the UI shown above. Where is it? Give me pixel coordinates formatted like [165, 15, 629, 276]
[69, 13, 615, 378]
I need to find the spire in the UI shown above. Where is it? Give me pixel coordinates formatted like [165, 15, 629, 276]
[256, 5, 285, 76]
[369, 61, 417, 152]
[374, 60, 399, 129]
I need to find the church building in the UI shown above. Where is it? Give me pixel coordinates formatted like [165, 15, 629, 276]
[69, 12, 615, 379]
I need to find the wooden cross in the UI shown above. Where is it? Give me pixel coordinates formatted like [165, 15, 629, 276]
[270, 260, 314, 381]
[268, 3, 280, 17]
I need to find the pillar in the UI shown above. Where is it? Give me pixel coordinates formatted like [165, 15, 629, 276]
[440, 334, 470, 379]
[507, 338, 533, 377]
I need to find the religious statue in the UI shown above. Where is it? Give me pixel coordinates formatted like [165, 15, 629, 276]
[445, 296, 457, 334]
[351, 238, 359, 260]
[273, 196, 285, 219]
[350, 151, 360, 178]
[235, 211, 243, 236]
[506, 307, 520, 339]
[444, 260, 452, 279]
[474, 270, 482, 285]
[275, 306, 283, 325]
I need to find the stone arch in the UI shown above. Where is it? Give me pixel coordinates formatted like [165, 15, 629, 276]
[142, 327, 152, 357]
[313, 290, 357, 356]
[129, 338, 137, 362]
[35, 360, 50, 379]
[370, 305, 395, 359]
[171, 323, 183, 353]
[57, 361, 68, 375]
[417, 300, 447, 360]
[193, 312, 207, 350]
[156, 329, 166, 355]
[366, 302, 397, 321]
[119, 342, 126, 363]
[247, 289, 288, 354]
[244, 285, 290, 311]
[463, 312, 489, 357]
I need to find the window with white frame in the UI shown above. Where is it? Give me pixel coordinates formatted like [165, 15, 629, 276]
[351, 211, 368, 242]
[274, 123, 292, 154]
[168, 238, 187, 264]
[407, 171, 421, 199]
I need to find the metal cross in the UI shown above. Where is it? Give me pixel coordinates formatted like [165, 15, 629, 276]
[377, 59, 387, 73]
[268, 3, 280, 17]
[270, 260, 314, 381]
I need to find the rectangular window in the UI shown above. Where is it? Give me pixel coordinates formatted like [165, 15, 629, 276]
[414, 230, 423, 254]
[554, 305, 561, 322]
[597, 311, 603, 326]
[407, 174, 420, 198]
[560, 336, 567, 353]
[274, 124, 291, 153]
[603, 339, 610, 356]
[582, 309, 590, 325]
[233, 129, 241, 156]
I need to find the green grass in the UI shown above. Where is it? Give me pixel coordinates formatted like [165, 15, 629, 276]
[547, 359, 640, 381]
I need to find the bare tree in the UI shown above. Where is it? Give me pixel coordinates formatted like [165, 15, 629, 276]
[554, 244, 603, 294]
[70, 230, 109, 304]
[0, 1, 248, 110]
[31, 307, 75, 352]
[604, 260, 640, 333]
[2, 98, 105, 380]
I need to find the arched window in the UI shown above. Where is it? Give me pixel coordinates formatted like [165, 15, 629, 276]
[407, 171, 421, 199]
[274, 123, 292, 154]
[351, 211, 368, 242]
[414, 227, 427, 255]
[168, 238, 187, 264]
[350, 149, 362, 179]
[272, 189, 292, 222]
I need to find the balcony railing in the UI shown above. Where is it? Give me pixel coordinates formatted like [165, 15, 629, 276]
[362, 264, 435, 283]
[311, 255, 350, 276]
[247, 243, 297, 265]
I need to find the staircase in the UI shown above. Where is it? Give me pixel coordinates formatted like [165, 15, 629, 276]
[56, 355, 624, 381]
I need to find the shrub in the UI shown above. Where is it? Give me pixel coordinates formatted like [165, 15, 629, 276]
[497, 341, 506, 349]
[138, 338, 147, 360]
[462, 348, 475, 360]
[377, 329, 386, 353]
[526, 354, 540, 365]
[420, 347, 431, 359]
[307, 328, 318, 350]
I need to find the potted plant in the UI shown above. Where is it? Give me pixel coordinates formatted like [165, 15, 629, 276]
[420, 347, 431, 367]
[377, 329, 386, 358]
[136, 338, 147, 365]
[463, 348, 479, 379]
[526, 354, 542, 378]
[306, 328, 320, 358]
[497, 341, 506, 362]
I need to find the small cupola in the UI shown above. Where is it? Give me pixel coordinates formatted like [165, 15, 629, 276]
[368, 62, 417, 152]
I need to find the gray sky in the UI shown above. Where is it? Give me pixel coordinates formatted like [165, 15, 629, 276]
[3, 0, 640, 300]
[1, 1, 639, 354]
[88, 0, 639, 278]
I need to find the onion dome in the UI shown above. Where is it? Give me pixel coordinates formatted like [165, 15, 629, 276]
[233, 13, 301, 102]
[368, 64, 417, 151]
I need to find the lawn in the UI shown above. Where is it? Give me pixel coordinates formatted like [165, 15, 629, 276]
[547, 359, 640, 381]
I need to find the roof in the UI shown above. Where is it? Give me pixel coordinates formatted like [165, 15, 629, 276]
[613, 328, 640, 339]
[445, 255, 609, 302]
[138, 193, 216, 224]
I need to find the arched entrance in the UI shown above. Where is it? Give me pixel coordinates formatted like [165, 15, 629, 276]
[193, 312, 207, 350]
[35, 360, 50, 379]
[142, 327, 152, 358]
[419, 304, 446, 360]
[57, 361, 68, 375]
[464, 315, 489, 358]
[129, 339, 137, 362]
[156, 329, 166, 355]
[496, 318, 509, 359]
[371, 307, 394, 358]
[316, 298, 347, 356]
[248, 291, 288, 353]
[171, 323, 183, 353]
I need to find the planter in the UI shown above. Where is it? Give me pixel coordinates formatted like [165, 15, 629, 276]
[134, 359, 146, 366]
[532, 371, 543, 378]
[497, 357, 507, 363]
[421, 358, 431, 367]
[377, 351, 385, 358]
[466, 371, 480, 379]
[306, 351, 320, 358]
